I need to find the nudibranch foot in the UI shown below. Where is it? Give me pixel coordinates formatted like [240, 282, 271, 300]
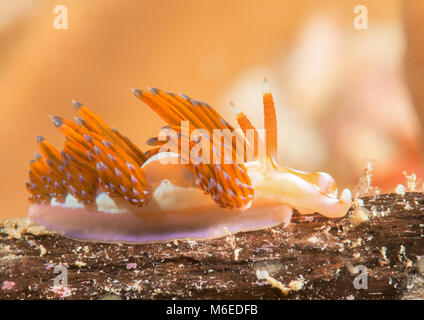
[28, 201, 292, 243]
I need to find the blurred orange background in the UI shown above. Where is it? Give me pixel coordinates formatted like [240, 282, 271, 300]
[1, 0, 423, 218]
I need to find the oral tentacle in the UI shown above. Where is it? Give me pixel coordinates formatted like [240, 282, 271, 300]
[254, 170, 351, 218]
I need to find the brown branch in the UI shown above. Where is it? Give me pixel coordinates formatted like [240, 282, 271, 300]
[1, 193, 424, 299]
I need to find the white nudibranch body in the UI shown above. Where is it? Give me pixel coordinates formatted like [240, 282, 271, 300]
[27, 81, 352, 243]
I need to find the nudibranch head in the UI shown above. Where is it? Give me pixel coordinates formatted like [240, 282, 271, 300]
[26, 79, 352, 243]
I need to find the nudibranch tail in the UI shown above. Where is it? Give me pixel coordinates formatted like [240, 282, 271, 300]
[26, 79, 352, 243]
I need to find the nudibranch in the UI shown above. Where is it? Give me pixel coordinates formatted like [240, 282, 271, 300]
[26, 80, 352, 243]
